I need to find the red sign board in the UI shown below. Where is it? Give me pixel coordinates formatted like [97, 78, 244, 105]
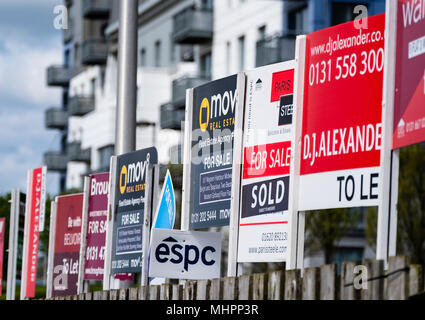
[52, 194, 83, 297]
[298, 14, 385, 210]
[0, 218, 5, 296]
[84, 173, 109, 281]
[243, 141, 291, 179]
[270, 69, 294, 102]
[24, 167, 46, 297]
[393, 0, 425, 149]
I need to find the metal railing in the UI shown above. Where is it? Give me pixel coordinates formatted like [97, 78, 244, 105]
[160, 103, 185, 130]
[81, 39, 108, 65]
[172, 75, 210, 108]
[67, 142, 91, 163]
[255, 33, 300, 67]
[44, 152, 68, 172]
[46, 65, 71, 87]
[82, 0, 111, 19]
[172, 7, 213, 44]
[68, 95, 95, 116]
[45, 107, 68, 130]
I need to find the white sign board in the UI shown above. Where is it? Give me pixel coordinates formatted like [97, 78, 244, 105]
[237, 61, 295, 262]
[149, 229, 221, 280]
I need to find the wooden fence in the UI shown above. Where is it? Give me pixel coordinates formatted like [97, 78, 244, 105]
[47, 256, 424, 300]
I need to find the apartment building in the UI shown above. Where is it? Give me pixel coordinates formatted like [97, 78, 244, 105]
[44, 0, 110, 191]
[44, 0, 385, 270]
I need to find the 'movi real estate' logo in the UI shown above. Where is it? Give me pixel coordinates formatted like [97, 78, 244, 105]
[119, 154, 150, 195]
[198, 90, 237, 132]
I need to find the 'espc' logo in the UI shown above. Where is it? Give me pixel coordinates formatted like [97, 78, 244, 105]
[155, 236, 216, 272]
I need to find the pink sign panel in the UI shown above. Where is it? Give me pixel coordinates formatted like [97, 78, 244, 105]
[84, 173, 109, 281]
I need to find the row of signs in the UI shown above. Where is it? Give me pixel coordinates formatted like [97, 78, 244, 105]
[182, 2, 424, 267]
[45, 167, 220, 297]
[4, 0, 424, 298]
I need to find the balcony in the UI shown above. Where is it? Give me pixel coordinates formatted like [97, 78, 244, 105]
[81, 39, 108, 65]
[172, 7, 213, 44]
[82, 0, 110, 19]
[45, 107, 68, 130]
[44, 152, 68, 172]
[172, 76, 210, 108]
[67, 142, 91, 163]
[255, 33, 297, 67]
[160, 103, 185, 130]
[46, 65, 70, 87]
[68, 95, 95, 116]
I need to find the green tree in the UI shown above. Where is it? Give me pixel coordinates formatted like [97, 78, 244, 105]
[365, 144, 425, 266]
[305, 208, 362, 264]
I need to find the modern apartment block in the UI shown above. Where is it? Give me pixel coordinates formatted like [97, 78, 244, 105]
[44, 0, 385, 269]
[44, 0, 110, 191]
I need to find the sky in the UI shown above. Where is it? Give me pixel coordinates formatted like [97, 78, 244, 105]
[0, 0, 64, 196]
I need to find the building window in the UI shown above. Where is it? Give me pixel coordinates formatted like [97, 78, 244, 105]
[64, 49, 70, 68]
[90, 78, 96, 106]
[257, 25, 266, 41]
[200, 0, 213, 10]
[90, 78, 96, 97]
[74, 43, 79, 67]
[200, 52, 212, 79]
[170, 35, 176, 63]
[140, 48, 146, 66]
[238, 35, 245, 72]
[226, 41, 231, 75]
[100, 69, 105, 91]
[98, 145, 114, 171]
[154, 40, 161, 67]
[288, 5, 308, 35]
[331, 2, 368, 26]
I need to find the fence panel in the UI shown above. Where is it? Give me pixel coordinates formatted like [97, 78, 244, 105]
[361, 259, 384, 300]
[267, 271, 284, 300]
[340, 261, 360, 300]
[285, 269, 301, 300]
[320, 264, 337, 300]
[302, 267, 320, 300]
[386, 256, 409, 300]
[196, 280, 210, 300]
[238, 275, 253, 300]
[223, 277, 238, 300]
